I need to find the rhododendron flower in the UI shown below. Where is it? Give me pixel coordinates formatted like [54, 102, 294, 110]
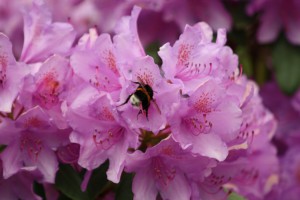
[0, 106, 69, 183]
[19, 55, 72, 129]
[170, 79, 242, 161]
[71, 32, 122, 94]
[20, 0, 76, 63]
[125, 137, 216, 200]
[67, 89, 137, 183]
[159, 22, 238, 93]
[247, 0, 300, 44]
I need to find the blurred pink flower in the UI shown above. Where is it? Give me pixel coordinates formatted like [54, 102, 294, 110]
[247, 0, 300, 44]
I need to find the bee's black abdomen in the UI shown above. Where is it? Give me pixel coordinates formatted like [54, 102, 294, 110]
[134, 89, 149, 105]
[144, 85, 153, 100]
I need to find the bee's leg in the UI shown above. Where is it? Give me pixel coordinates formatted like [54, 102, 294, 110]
[137, 109, 142, 119]
[118, 94, 132, 107]
[145, 110, 149, 121]
[132, 81, 141, 85]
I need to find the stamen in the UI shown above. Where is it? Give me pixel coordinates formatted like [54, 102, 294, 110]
[103, 50, 118, 75]
[239, 64, 243, 77]
[152, 157, 176, 186]
[176, 62, 212, 80]
[92, 127, 123, 150]
[0, 54, 8, 88]
[20, 134, 43, 162]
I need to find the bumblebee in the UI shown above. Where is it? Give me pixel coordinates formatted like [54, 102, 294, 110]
[118, 79, 160, 119]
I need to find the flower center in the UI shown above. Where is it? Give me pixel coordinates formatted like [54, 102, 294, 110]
[89, 105, 115, 121]
[237, 167, 259, 184]
[176, 62, 212, 81]
[92, 127, 124, 150]
[152, 157, 176, 186]
[183, 114, 212, 135]
[104, 50, 119, 75]
[20, 133, 43, 162]
[35, 71, 60, 109]
[177, 43, 193, 67]
[88, 66, 120, 92]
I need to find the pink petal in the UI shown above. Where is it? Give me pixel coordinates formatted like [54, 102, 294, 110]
[257, 6, 281, 43]
[190, 133, 228, 161]
[20, 0, 76, 63]
[36, 148, 58, 183]
[113, 6, 145, 62]
[159, 172, 191, 200]
[1, 141, 22, 179]
[207, 101, 242, 142]
[285, 16, 300, 45]
[132, 169, 157, 200]
[0, 34, 27, 112]
[106, 140, 128, 183]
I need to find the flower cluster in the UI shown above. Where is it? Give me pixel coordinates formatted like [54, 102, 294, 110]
[0, 1, 278, 199]
[0, 0, 232, 57]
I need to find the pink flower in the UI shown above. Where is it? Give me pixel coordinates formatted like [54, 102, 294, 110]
[71, 31, 121, 93]
[0, 106, 69, 183]
[197, 142, 278, 200]
[67, 90, 137, 183]
[20, 0, 76, 63]
[247, 0, 300, 44]
[170, 79, 242, 161]
[19, 55, 72, 129]
[159, 22, 238, 93]
[113, 6, 146, 61]
[125, 137, 216, 200]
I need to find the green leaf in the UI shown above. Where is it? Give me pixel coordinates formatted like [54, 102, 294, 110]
[85, 162, 109, 199]
[236, 45, 253, 77]
[224, 2, 251, 31]
[115, 172, 134, 200]
[228, 192, 246, 200]
[0, 145, 6, 153]
[272, 37, 300, 95]
[33, 181, 45, 199]
[145, 42, 162, 66]
[55, 164, 90, 200]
